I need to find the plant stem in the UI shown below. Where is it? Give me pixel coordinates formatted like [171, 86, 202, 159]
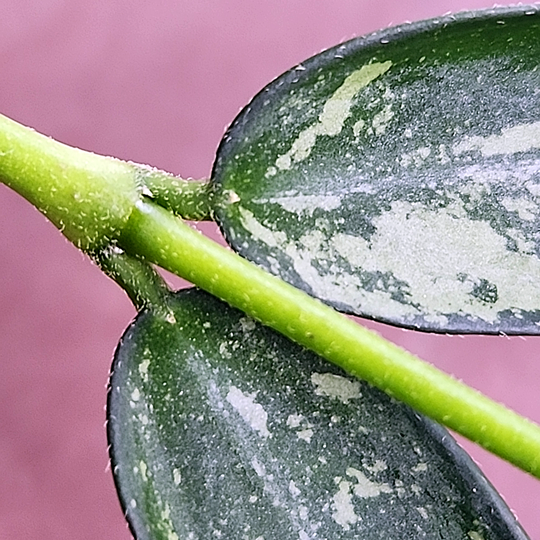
[0, 114, 140, 251]
[95, 247, 173, 316]
[120, 200, 540, 479]
[134, 165, 213, 221]
[0, 113, 212, 250]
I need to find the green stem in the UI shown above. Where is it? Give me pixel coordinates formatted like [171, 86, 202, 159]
[95, 247, 173, 316]
[0, 114, 213, 252]
[0, 114, 139, 251]
[134, 165, 213, 221]
[120, 200, 540, 479]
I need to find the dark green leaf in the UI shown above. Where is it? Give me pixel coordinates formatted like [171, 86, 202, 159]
[108, 288, 528, 539]
[212, 6, 540, 334]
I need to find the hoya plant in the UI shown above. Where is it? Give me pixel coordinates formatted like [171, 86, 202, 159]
[2, 5, 540, 538]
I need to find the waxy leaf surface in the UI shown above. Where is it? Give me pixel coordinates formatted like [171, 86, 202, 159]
[108, 288, 528, 539]
[212, 6, 540, 334]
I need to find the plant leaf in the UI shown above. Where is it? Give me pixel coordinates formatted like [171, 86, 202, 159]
[108, 288, 528, 539]
[211, 6, 540, 334]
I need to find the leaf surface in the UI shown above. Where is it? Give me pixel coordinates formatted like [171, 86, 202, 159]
[108, 288, 528, 539]
[212, 6, 540, 333]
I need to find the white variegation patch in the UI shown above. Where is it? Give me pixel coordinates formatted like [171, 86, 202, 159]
[253, 194, 342, 216]
[453, 121, 540, 157]
[238, 194, 540, 326]
[311, 372, 361, 403]
[226, 386, 270, 438]
[331, 467, 392, 530]
[272, 61, 392, 172]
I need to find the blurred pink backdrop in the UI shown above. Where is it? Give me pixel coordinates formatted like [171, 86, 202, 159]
[1, 1, 539, 538]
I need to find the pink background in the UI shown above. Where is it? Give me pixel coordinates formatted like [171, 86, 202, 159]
[1, 1, 539, 538]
